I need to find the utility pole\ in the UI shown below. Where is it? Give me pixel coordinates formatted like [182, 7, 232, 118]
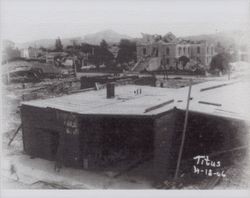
[174, 79, 193, 180]
[73, 56, 77, 77]
[7, 60, 10, 84]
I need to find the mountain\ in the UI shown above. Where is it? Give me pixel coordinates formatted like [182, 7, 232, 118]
[82, 29, 131, 45]
[15, 30, 131, 49]
[14, 30, 247, 50]
[16, 37, 82, 49]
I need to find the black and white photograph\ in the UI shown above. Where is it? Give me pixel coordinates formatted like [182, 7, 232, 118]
[1, 0, 250, 197]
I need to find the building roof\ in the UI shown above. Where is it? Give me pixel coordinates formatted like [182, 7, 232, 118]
[22, 85, 176, 116]
[22, 79, 250, 121]
[177, 79, 250, 121]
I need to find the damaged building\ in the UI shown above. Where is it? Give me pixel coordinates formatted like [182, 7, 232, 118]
[134, 32, 215, 72]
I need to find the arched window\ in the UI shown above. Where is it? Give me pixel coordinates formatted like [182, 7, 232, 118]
[178, 47, 181, 55]
[197, 46, 200, 54]
[154, 48, 159, 57]
[166, 47, 170, 55]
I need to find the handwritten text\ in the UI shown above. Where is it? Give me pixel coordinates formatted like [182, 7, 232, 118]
[192, 155, 226, 177]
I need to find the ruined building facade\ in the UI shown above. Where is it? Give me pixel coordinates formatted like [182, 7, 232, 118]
[135, 32, 215, 71]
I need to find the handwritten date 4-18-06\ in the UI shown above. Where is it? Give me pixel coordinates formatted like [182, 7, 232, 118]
[192, 155, 226, 177]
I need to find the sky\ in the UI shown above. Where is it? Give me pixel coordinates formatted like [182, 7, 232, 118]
[1, 0, 249, 43]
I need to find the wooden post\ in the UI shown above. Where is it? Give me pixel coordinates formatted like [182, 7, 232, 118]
[8, 124, 22, 146]
[174, 79, 192, 180]
[7, 60, 10, 84]
[73, 57, 77, 77]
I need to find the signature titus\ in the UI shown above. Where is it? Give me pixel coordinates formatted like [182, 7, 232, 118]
[192, 155, 226, 177]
